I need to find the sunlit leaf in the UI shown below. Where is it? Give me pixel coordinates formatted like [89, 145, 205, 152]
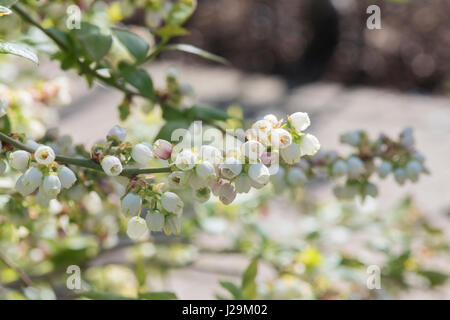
[0, 42, 38, 64]
[166, 0, 197, 25]
[165, 43, 228, 65]
[112, 28, 149, 62]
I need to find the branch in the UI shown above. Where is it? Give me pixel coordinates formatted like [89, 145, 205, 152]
[0, 132, 171, 176]
[0, 252, 33, 287]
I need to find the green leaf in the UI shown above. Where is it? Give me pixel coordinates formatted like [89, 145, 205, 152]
[138, 291, 178, 300]
[187, 105, 231, 122]
[0, 42, 38, 64]
[0, 5, 12, 16]
[0, 115, 11, 134]
[156, 119, 190, 141]
[46, 28, 73, 48]
[167, 0, 197, 25]
[418, 270, 448, 287]
[119, 63, 154, 99]
[165, 43, 228, 65]
[155, 25, 189, 40]
[78, 291, 137, 300]
[219, 281, 243, 300]
[112, 28, 149, 62]
[74, 23, 112, 61]
[241, 258, 258, 300]
[118, 101, 131, 121]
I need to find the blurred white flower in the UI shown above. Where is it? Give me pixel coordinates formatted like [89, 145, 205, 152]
[299, 134, 320, 156]
[175, 149, 197, 171]
[377, 161, 392, 179]
[146, 212, 165, 231]
[41, 174, 61, 199]
[121, 193, 142, 216]
[58, 166, 77, 189]
[9, 150, 30, 172]
[248, 163, 270, 185]
[288, 112, 310, 132]
[280, 142, 301, 165]
[161, 192, 183, 215]
[287, 168, 307, 187]
[271, 128, 292, 149]
[107, 125, 127, 141]
[127, 216, 148, 240]
[132, 142, 153, 166]
[153, 139, 173, 160]
[234, 174, 251, 193]
[220, 157, 242, 179]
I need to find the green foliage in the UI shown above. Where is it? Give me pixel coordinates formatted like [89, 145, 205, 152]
[112, 28, 149, 62]
[73, 23, 112, 61]
[219, 259, 258, 300]
[0, 42, 38, 64]
[119, 62, 154, 99]
[166, 0, 197, 26]
[165, 44, 228, 65]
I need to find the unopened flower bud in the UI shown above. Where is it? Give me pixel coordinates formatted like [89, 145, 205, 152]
[406, 160, 422, 182]
[280, 142, 301, 165]
[164, 216, 181, 235]
[58, 166, 77, 189]
[101, 155, 123, 176]
[22, 167, 42, 193]
[377, 161, 392, 179]
[332, 160, 348, 177]
[9, 150, 30, 172]
[121, 193, 142, 216]
[270, 166, 286, 191]
[218, 183, 236, 205]
[153, 139, 173, 160]
[146, 212, 165, 231]
[347, 156, 365, 178]
[107, 125, 127, 141]
[42, 174, 61, 199]
[248, 163, 270, 185]
[35, 145, 56, 165]
[288, 112, 310, 132]
[132, 143, 153, 166]
[394, 168, 407, 185]
[340, 130, 361, 147]
[196, 161, 216, 181]
[161, 192, 184, 215]
[234, 175, 251, 193]
[363, 183, 378, 198]
[300, 134, 320, 156]
[127, 216, 148, 240]
[287, 168, 307, 187]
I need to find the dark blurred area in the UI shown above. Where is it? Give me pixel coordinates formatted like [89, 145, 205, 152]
[164, 0, 450, 94]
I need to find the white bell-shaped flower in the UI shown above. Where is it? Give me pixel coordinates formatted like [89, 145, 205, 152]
[41, 174, 61, 199]
[299, 134, 320, 156]
[35, 145, 56, 165]
[220, 157, 242, 179]
[101, 155, 123, 176]
[248, 163, 270, 185]
[58, 166, 77, 189]
[9, 150, 30, 172]
[146, 212, 165, 231]
[107, 125, 127, 141]
[175, 149, 197, 171]
[127, 216, 148, 240]
[132, 143, 153, 166]
[280, 142, 301, 165]
[288, 112, 310, 132]
[161, 192, 184, 215]
[121, 193, 142, 216]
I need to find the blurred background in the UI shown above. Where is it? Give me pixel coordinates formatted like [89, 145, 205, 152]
[1, 0, 450, 300]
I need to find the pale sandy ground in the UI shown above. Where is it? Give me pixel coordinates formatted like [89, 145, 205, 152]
[43, 60, 450, 299]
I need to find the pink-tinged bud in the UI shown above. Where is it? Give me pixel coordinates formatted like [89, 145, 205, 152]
[260, 152, 278, 166]
[153, 139, 173, 160]
[218, 183, 237, 205]
[211, 179, 226, 196]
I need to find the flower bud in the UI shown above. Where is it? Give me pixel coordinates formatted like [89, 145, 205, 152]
[146, 212, 165, 231]
[234, 175, 251, 193]
[42, 174, 61, 199]
[164, 216, 181, 235]
[211, 179, 226, 196]
[121, 193, 142, 216]
[363, 183, 378, 198]
[35, 145, 56, 165]
[377, 161, 392, 179]
[248, 163, 270, 185]
[399, 127, 414, 148]
[280, 142, 301, 165]
[394, 168, 407, 185]
[332, 160, 348, 177]
[196, 161, 216, 181]
[406, 160, 422, 182]
[9, 150, 30, 172]
[194, 187, 211, 203]
[287, 168, 307, 187]
[340, 130, 361, 147]
[241, 140, 264, 162]
[175, 150, 197, 171]
[127, 216, 148, 240]
[220, 157, 242, 179]
[132, 143, 153, 166]
[218, 183, 236, 205]
[412, 151, 425, 163]
[288, 112, 310, 132]
[271, 128, 292, 149]
[22, 167, 43, 193]
[347, 156, 365, 178]
[161, 192, 184, 215]
[58, 166, 77, 189]
[107, 125, 127, 141]
[299, 134, 320, 156]
[153, 139, 173, 160]
[101, 155, 123, 176]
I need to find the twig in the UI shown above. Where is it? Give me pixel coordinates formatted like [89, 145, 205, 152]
[0, 252, 33, 287]
[0, 132, 171, 176]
